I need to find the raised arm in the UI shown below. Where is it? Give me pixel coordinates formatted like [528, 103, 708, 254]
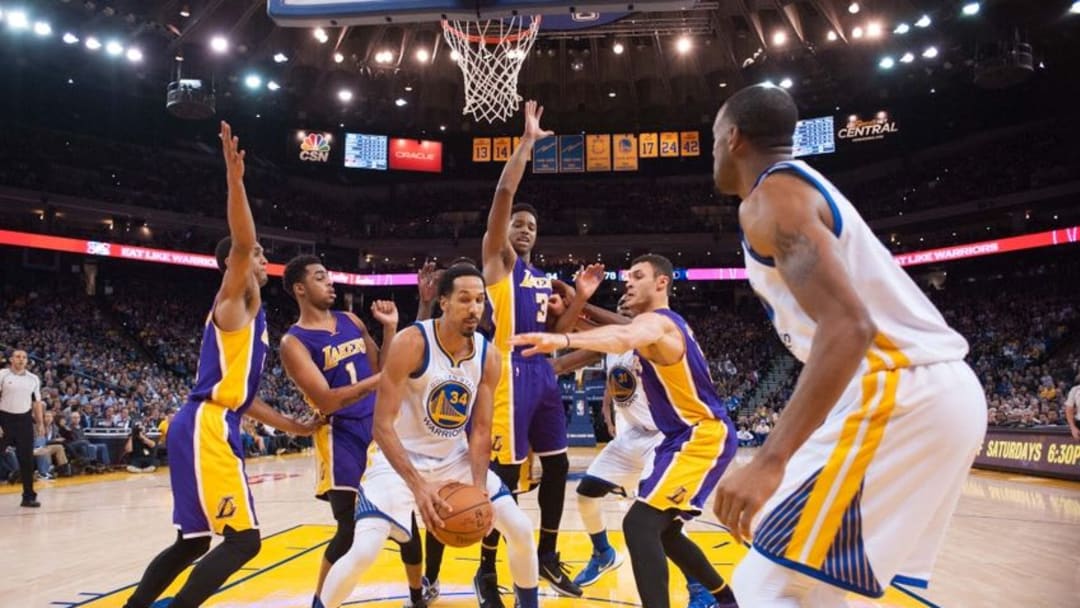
[416, 262, 440, 321]
[469, 348, 503, 492]
[482, 100, 552, 284]
[371, 328, 451, 528]
[216, 121, 260, 331]
[369, 300, 400, 371]
[713, 173, 876, 542]
[551, 264, 605, 334]
[279, 334, 381, 416]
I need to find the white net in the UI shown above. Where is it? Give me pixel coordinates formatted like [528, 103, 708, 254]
[441, 15, 541, 123]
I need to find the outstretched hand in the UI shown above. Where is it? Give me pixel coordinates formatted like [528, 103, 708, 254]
[371, 300, 399, 328]
[574, 263, 606, 301]
[522, 100, 554, 142]
[510, 332, 564, 357]
[219, 121, 245, 183]
[417, 261, 440, 304]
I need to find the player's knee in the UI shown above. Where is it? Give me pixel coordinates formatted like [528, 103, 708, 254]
[495, 500, 535, 548]
[622, 502, 661, 548]
[325, 521, 355, 564]
[224, 528, 262, 561]
[539, 453, 569, 480]
[492, 462, 522, 487]
[397, 531, 422, 566]
[577, 474, 615, 498]
[177, 535, 212, 562]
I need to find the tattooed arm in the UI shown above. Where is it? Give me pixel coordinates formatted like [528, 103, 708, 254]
[713, 173, 876, 542]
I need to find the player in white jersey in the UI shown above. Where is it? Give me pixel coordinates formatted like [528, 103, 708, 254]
[709, 84, 987, 605]
[317, 264, 540, 608]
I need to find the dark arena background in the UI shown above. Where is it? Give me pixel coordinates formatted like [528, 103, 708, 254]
[0, 1, 1078, 607]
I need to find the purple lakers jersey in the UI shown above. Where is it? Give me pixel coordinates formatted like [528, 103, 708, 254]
[188, 306, 269, 417]
[636, 309, 730, 436]
[284, 311, 376, 419]
[487, 257, 552, 357]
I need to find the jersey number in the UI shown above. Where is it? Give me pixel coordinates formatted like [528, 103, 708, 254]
[535, 293, 549, 324]
[345, 362, 358, 384]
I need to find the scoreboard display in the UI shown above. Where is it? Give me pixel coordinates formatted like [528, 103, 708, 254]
[344, 133, 388, 170]
[793, 116, 835, 157]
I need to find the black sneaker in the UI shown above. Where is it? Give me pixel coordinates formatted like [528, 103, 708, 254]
[20, 498, 41, 508]
[539, 553, 583, 598]
[473, 571, 504, 608]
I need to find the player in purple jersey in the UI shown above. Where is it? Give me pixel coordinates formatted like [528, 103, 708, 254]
[123, 122, 320, 608]
[278, 255, 425, 604]
[512, 254, 739, 608]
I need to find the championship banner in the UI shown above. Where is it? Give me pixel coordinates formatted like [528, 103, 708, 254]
[613, 134, 638, 171]
[680, 131, 700, 157]
[586, 134, 612, 172]
[558, 135, 585, 173]
[472, 138, 492, 162]
[973, 428, 1080, 481]
[389, 138, 442, 173]
[533, 135, 558, 173]
[493, 137, 512, 162]
[638, 132, 658, 158]
[660, 132, 680, 157]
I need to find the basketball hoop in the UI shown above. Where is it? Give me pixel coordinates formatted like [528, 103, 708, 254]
[441, 15, 542, 123]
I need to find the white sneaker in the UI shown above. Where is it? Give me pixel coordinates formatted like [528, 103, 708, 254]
[127, 465, 140, 473]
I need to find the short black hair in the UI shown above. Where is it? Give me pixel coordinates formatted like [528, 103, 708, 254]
[215, 237, 232, 272]
[282, 254, 322, 300]
[437, 263, 484, 298]
[631, 254, 674, 294]
[721, 84, 799, 148]
[449, 256, 478, 267]
[511, 203, 538, 221]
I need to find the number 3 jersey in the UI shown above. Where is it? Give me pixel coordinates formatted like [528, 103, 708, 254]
[396, 320, 491, 463]
[487, 256, 552, 358]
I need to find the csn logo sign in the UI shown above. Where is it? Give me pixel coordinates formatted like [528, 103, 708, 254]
[298, 132, 332, 163]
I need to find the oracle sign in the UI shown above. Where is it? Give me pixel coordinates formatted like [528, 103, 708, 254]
[389, 138, 442, 173]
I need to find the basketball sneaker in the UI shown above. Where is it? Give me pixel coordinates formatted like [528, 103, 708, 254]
[687, 581, 739, 608]
[572, 546, 623, 587]
[473, 571, 504, 608]
[422, 577, 440, 604]
[538, 553, 583, 597]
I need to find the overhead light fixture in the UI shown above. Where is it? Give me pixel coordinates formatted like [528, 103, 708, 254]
[404, 85, 413, 92]
[826, 30, 838, 42]
[62, 32, 79, 44]
[395, 98, 407, 107]
[851, 26, 864, 39]
[7, 10, 29, 30]
[675, 36, 691, 54]
[105, 40, 124, 56]
[613, 42, 624, 54]
[718, 82, 727, 88]
[174, 54, 184, 62]
[848, 2, 860, 14]
[210, 35, 228, 54]
[962, 2, 980, 16]
[922, 46, 939, 59]
[772, 31, 787, 46]
[338, 89, 353, 102]
[273, 52, 288, 63]
[762, 79, 776, 87]
[608, 91, 616, 98]
[333, 52, 344, 63]
[879, 56, 895, 69]
[866, 22, 882, 38]
[449, 49, 461, 62]
[1071, 1, 1080, 14]
[439, 125, 447, 131]
[180, 6, 191, 18]
[244, 74, 262, 89]
[900, 52, 915, 63]
[267, 80, 281, 91]
[314, 27, 328, 43]
[126, 48, 143, 63]
[915, 15, 932, 28]
[779, 77, 793, 89]
[33, 21, 52, 37]
[894, 23, 910, 35]
[375, 50, 393, 63]
[416, 48, 430, 62]
[85, 36, 102, 51]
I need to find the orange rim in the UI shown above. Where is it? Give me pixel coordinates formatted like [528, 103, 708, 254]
[441, 15, 541, 45]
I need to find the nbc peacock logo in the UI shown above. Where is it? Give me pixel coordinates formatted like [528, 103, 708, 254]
[299, 132, 331, 163]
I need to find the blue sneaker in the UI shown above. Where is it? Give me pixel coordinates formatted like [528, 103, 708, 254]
[572, 546, 623, 587]
[687, 581, 718, 608]
[422, 577, 440, 605]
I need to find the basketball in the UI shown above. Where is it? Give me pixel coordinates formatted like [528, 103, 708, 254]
[430, 482, 493, 548]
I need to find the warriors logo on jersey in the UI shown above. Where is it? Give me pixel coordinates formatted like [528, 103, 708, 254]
[608, 365, 638, 404]
[426, 380, 473, 432]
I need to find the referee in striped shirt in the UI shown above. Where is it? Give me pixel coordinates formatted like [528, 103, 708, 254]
[0, 350, 45, 507]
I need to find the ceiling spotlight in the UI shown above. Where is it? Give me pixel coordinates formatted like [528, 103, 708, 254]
[244, 74, 262, 89]
[718, 81, 728, 88]
[267, 80, 281, 91]
[915, 15, 932, 28]
[210, 35, 228, 53]
[175, 54, 184, 62]
[338, 89, 353, 102]
[848, 2, 860, 14]
[922, 46, 939, 59]
[376, 50, 393, 63]
[395, 98, 407, 107]
[85, 36, 101, 51]
[33, 21, 52, 37]
[826, 30, 838, 42]
[772, 31, 787, 46]
[416, 48, 430, 62]
[894, 23, 910, 35]
[314, 27, 328, 43]
[1071, 1, 1080, 14]
[180, 6, 191, 18]
[62, 32, 79, 44]
[779, 77, 793, 89]
[439, 125, 447, 131]
[866, 22, 882, 38]
[900, 52, 915, 63]
[762, 79, 776, 88]
[608, 91, 617, 98]
[333, 52, 344, 63]
[851, 26, 864, 39]
[675, 36, 692, 54]
[404, 85, 413, 92]
[879, 56, 895, 69]
[7, 10, 29, 30]
[570, 59, 584, 71]
[273, 52, 288, 63]
[105, 40, 124, 56]
[126, 48, 143, 63]
[450, 49, 461, 62]
[613, 42, 624, 54]
[962, 2, 980, 16]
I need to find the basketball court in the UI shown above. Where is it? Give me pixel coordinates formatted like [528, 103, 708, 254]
[4, 448, 1076, 606]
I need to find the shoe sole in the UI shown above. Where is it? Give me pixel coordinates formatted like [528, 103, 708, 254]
[574, 552, 625, 588]
[539, 570, 585, 598]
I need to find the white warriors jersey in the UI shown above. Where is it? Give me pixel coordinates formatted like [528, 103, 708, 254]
[396, 320, 490, 462]
[604, 351, 657, 433]
[742, 160, 969, 372]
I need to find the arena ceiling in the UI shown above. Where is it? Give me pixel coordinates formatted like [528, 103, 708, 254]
[7, 1, 1080, 134]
